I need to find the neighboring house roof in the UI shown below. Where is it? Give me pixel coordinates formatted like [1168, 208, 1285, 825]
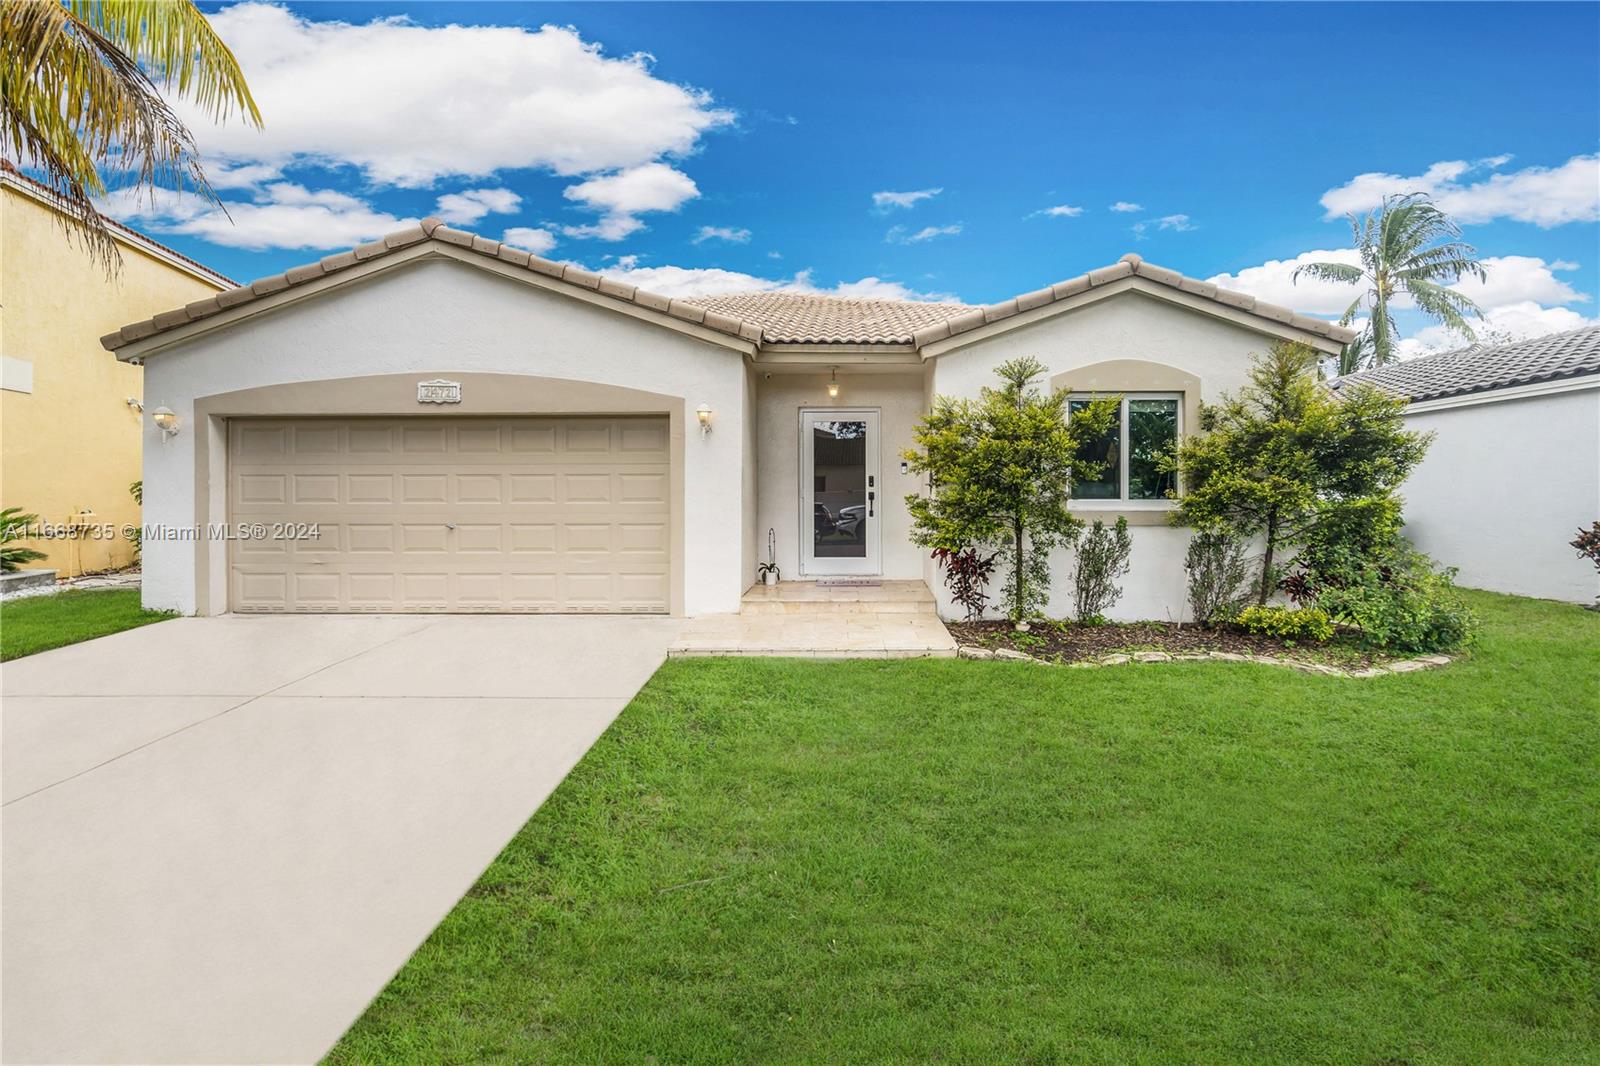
[1, 161, 237, 289]
[682, 291, 974, 345]
[101, 218, 1358, 356]
[1330, 325, 1600, 402]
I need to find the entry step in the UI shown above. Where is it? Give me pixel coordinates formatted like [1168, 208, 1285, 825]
[741, 579, 937, 615]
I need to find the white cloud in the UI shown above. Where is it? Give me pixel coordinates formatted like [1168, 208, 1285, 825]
[1320, 153, 1600, 227]
[178, 4, 735, 187]
[205, 160, 282, 189]
[1209, 250, 1589, 318]
[101, 182, 414, 250]
[873, 187, 942, 210]
[692, 225, 752, 245]
[1451, 255, 1588, 309]
[502, 226, 557, 255]
[434, 187, 522, 225]
[1110, 201, 1143, 213]
[582, 257, 954, 301]
[886, 223, 962, 245]
[1031, 204, 1084, 218]
[1396, 302, 1598, 359]
[561, 163, 698, 240]
[1207, 248, 1365, 315]
[1132, 214, 1195, 239]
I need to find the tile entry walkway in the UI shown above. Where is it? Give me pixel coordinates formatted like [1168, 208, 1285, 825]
[669, 580, 957, 658]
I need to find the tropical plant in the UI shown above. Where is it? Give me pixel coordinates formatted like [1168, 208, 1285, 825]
[1, 507, 47, 572]
[1071, 517, 1132, 623]
[931, 546, 999, 621]
[1, 0, 261, 270]
[1305, 542, 1477, 653]
[905, 357, 1119, 621]
[1184, 530, 1251, 626]
[1572, 522, 1600, 574]
[127, 479, 143, 558]
[1169, 341, 1432, 606]
[1293, 192, 1486, 368]
[1234, 604, 1335, 643]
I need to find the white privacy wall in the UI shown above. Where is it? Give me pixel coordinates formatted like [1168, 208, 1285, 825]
[1400, 384, 1600, 603]
[137, 258, 751, 615]
[927, 291, 1283, 621]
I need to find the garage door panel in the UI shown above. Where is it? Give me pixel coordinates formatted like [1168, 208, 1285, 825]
[230, 417, 670, 613]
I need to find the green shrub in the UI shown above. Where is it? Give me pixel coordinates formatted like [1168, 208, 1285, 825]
[1235, 604, 1335, 643]
[1311, 550, 1477, 653]
[1072, 517, 1132, 623]
[1185, 531, 1251, 626]
[1, 507, 47, 573]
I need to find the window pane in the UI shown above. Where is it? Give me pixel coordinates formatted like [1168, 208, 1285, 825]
[1070, 399, 1120, 499]
[1127, 398, 1178, 500]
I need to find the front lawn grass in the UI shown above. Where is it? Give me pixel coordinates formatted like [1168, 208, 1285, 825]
[331, 591, 1598, 1065]
[0, 587, 174, 661]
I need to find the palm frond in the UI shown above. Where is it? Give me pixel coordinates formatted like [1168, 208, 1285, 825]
[0, 0, 258, 272]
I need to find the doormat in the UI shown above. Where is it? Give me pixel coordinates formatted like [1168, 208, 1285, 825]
[815, 577, 881, 587]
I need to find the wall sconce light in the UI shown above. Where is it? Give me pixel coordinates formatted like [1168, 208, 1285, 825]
[126, 397, 144, 413]
[696, 403, 713, 436]
[152, 406, 180, 440]
[827, 366, 839, 399]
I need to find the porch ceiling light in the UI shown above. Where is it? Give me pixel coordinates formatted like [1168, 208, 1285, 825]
[828, 366, 839, 399]
[696, 403, 713, 436]
[152, 406, 180, 440]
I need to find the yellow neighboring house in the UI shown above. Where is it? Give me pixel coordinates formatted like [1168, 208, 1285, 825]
[1, 165, 234, 577]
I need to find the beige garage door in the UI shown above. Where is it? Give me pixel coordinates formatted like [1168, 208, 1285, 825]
[229, 417, 671, 613]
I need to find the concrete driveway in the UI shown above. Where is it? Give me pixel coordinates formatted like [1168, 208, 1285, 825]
[2, 613, 680, 1065]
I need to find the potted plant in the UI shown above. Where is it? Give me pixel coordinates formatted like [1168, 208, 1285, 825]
[757, 528, 781, 586]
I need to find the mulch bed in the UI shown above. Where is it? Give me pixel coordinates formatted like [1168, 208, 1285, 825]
[949, 619, 1382, 668]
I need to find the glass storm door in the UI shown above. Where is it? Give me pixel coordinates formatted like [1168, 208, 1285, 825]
[800, 409, 881, 576]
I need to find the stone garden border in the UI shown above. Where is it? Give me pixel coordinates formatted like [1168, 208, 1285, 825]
[955, 644, 1455, 678]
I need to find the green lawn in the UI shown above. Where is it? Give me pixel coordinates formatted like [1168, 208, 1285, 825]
[0, 587, 174, 661]
[331, 591, 1598, 1065]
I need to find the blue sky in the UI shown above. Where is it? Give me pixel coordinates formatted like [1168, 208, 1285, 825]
[112, 2, 1600, 353]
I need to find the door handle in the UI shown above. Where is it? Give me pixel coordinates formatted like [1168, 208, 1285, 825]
[446, 523, 457, 530]
[868, 491, 875, 518]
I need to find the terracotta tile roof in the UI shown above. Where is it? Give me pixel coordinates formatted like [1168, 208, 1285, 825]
[681, 291, 973, 345]
[101, 222, 1356, 356]
[908, 253, 1357, 348]
[101, 217, 764, 352]
[1331, 324, 1600, 402]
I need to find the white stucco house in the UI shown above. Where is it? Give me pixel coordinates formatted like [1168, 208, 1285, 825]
[103, 217, 1355, 621]
[1332, 326, 1600, 605]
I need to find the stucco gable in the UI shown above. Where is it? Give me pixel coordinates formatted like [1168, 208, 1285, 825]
[104, 218, 764, 362]
[915, 254, 1355, 358]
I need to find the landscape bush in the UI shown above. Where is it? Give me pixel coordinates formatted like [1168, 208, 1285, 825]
[1308, 546, 1477, 653]
[1185, 531, 1251, 626]
[1234, 604, 1335, 643]
[1072, 517, 1132, 623]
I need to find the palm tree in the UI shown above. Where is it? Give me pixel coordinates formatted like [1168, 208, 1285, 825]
[1294, 193, 1486, 369]
[1, 0, 260, 271]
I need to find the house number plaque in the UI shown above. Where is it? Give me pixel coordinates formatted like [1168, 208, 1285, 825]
[417, 379, 462, 404]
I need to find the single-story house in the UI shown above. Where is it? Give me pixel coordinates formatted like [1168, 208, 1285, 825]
[1332, 326, 1600, 604]
[103, 217, 1354, 620]
[2, 162, 234, 577]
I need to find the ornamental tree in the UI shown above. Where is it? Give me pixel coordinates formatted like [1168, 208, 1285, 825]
[1169, 341, 1431, 606]
[904, 357, 1119, 621]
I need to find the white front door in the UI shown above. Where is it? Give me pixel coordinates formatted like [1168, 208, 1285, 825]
[799, 409, 881, 576]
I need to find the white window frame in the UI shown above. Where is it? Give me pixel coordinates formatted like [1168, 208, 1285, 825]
[1068, 392, 1183, 508]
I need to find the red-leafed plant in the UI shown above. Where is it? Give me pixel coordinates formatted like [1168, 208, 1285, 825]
[932, 547, 999, 621]
[1573, 522, 1600, 573]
